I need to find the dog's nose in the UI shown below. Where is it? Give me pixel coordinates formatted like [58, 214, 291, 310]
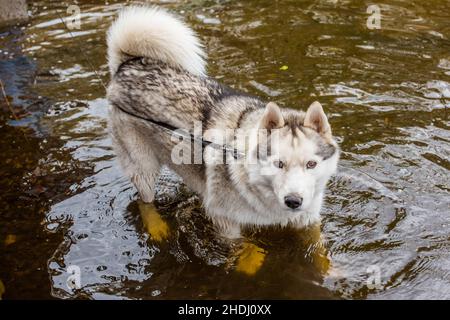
[284, 194, 302, 209]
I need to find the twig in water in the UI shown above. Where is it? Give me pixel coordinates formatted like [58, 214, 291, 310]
[0, 79, 20, 121]
[0, 79, 30, 142]
[54, 9, 108, 91]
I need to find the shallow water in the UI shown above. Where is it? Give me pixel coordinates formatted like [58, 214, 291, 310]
[0, 0, 449, 299]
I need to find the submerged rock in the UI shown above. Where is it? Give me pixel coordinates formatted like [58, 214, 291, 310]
[0, 0, 28, 26]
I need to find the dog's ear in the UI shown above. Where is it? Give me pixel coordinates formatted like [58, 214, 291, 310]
[260, 102, 284, 130]
[304, 101, 331, 138]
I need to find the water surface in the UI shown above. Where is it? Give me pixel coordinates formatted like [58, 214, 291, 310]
[0, 0, 449, 299]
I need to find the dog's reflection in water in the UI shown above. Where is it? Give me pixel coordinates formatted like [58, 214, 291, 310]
[236, 224, 331, 277]
[137, 200, 331, 279]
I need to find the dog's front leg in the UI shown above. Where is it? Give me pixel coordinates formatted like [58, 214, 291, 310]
[301, 223, 331, 276]
[212, 216, 242, 240]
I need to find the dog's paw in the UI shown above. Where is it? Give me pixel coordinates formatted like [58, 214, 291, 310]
[235, 242, 266, 276]
[302, 223, 331, 275]
[138, 201, 169, 242]
[311, 248, 331, 276]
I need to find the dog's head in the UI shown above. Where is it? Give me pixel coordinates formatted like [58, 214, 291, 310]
[247, 101, 339, 221]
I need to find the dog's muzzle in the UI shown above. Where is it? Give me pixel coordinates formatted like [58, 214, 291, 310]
[284, 194, 303, 210]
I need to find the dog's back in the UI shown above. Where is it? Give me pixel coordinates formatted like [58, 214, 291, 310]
[106, 7, 260, 131]
[108, 7, 213, 130]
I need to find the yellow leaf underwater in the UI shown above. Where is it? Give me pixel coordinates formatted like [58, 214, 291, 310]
[4, 234, 17, 246]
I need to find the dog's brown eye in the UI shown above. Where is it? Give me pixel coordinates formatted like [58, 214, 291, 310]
[306, 160, 317, 169]
[274, 160, 284, 169]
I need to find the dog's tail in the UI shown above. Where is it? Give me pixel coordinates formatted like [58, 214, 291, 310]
[107, 6, 206, 77]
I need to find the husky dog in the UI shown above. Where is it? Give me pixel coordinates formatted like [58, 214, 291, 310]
[106, 6, 339, 239]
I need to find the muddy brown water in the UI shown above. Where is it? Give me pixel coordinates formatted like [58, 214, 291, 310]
[0, 0, 449, 299]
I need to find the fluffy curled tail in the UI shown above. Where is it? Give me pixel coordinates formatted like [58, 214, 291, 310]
[107, 6, 206, 76]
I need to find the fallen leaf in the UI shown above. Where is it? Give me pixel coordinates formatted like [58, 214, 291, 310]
[4, 234, 16, 246]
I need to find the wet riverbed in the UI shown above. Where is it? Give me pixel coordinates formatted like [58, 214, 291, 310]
[0, 0, 449, 299]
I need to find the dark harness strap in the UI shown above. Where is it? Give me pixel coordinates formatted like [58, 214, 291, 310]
[114, 104, 244, 160]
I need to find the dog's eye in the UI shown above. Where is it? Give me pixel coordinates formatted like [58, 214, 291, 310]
[274, 160, 285, 169]
[306, 160, 317, 169]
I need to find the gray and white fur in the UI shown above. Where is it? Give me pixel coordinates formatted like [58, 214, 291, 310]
[106, 6, 340, 239]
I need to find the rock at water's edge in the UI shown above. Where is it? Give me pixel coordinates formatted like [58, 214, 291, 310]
[0, 0, 28, 26]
